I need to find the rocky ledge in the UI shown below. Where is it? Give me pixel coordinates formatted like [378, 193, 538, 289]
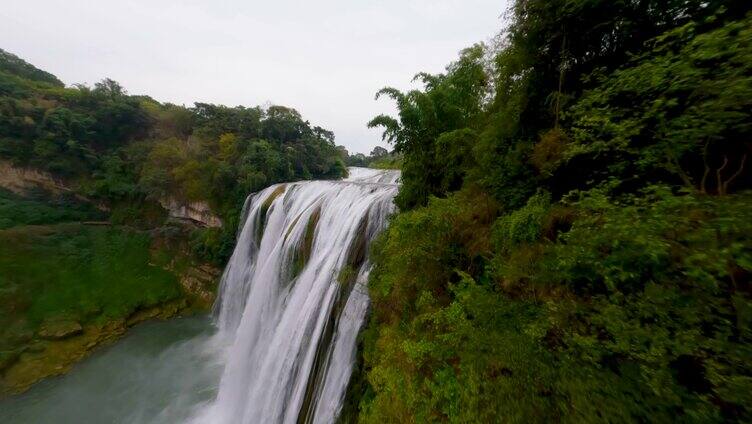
[0, 299, 191, 397]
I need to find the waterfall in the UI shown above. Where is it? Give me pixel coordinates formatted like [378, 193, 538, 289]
[193, 167, 400, 424]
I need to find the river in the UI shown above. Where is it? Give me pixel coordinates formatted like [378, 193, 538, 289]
[0, 317, 224, 423]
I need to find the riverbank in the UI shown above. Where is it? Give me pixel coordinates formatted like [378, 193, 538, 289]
[0, 190, 220, 397]
[0, 316, 222, 424]
[1, 299, 189, 395]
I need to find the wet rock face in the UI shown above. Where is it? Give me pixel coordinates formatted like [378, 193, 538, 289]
[159, 198, 223, 228]
[0, 160, 108, 211]
[0, 160, 69, 196]
[179, 265, 221, 308]
[37, 320, 83, 340]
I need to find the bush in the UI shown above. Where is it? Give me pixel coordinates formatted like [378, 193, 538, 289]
[360, 185, 752, 422]
[491, 191, 551, 254]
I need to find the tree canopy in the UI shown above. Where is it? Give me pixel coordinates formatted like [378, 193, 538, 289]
[0, 50, 347, 263]
[355, 3, 752, 422]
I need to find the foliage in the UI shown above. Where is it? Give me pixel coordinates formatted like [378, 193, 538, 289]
[566, 17, 752, 195]
[361, 187, 752, 422]
[0, 48, 62, 87]
[368, 44, 489, 209]
[189, 226, 236, 266]
[0, 189, 104, 229]
[491, 190, 550, 255]
[368, 155, 402, 170]
[359, 2, 752, 422]
[0, 49, 347, 264]
[0, 224, 181, 354]
[341, 145, 402, 170]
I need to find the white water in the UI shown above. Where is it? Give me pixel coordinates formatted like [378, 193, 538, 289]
[192, 167, 400, 424]
[0, 167, 399, 424]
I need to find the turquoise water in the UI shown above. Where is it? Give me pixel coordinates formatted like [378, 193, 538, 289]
[0, 316, 224, 424]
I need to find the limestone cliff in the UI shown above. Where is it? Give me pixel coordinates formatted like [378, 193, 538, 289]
[158, 198, 223, 228]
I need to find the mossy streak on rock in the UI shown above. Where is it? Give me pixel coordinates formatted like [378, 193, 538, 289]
[289, 206, 321, 281]
[284, 214, 302, 242]
[298, 214, 370, 423]
[336, 213, 372, 290]
[337, 265, 358, 287]
[345, 214, 369, 272]
[256, 185, 286, 245]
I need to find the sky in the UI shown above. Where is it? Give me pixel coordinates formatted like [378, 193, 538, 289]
[1, 0, 507, 154]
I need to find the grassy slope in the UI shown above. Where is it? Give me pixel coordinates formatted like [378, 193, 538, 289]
[368, 156, 403, 170]
[0, 224, 181, 333]
[0, 191, 185, 393]
[0, 189, 106, 229]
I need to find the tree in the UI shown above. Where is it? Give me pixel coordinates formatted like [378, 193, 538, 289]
[262, 105, 308, 143]
[566, 16, 752, 195]
[94, 78, 126, 98]
[369, 44, 489, 209]
[370, 146, 388, 158]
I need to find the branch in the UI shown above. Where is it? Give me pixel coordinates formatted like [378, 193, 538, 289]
[374, 87, 404, 102]
[716, 156, 729, 195]
[700, 141, 710, 194]
[666, 154, 694, 191]
[721, 154, 747, 195]
[555, 33, 567, 129]
[412, 72, 440, 87]
[367, 114, 401, 143]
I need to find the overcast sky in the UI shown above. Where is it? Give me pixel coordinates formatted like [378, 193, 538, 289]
[2, 0, 507, 154]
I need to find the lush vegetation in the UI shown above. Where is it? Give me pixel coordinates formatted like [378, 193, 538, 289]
[357, 2, 752, 422]
[342, 145, 403, 170]
[0, 48, 347, 263]
[0, 222, 182, 366]
[0, 188, 185, 369]
[0, 49, 349, 390]
[0, 188, 105, 229]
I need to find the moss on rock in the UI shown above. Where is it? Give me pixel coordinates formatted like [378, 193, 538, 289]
[256, 185, 286, 244]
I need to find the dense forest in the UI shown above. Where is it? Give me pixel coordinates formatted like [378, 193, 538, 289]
[0, 51, 347, 262]
[352, 1, 752, 422]
[0, 49, 347, 394]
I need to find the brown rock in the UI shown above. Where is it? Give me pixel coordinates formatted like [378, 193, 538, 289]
[126, 308, 161, 327]
[38, 319, 83, 340]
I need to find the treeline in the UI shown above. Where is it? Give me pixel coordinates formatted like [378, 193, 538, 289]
[341, 146, 402, 170]
[0, 51, 346, 262]
[355, 1, 752, 422]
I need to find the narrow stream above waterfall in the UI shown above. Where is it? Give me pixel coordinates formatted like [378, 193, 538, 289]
[0, 168, 400, 424]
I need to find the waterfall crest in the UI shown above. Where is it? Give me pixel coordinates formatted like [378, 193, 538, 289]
[195, 167, 399, 424]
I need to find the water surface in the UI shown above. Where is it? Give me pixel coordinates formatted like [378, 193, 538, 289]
[0, 316, 224, 424]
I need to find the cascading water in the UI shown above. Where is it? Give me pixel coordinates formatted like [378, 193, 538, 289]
[193, 167, 400, 424]
[0, 167, 398, 424]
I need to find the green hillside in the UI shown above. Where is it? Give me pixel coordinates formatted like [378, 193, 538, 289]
[354, 2, 752, 422]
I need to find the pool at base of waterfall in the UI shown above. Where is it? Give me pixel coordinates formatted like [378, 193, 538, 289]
[0, 168, 399, 424]
[0, 316, 225, 424]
